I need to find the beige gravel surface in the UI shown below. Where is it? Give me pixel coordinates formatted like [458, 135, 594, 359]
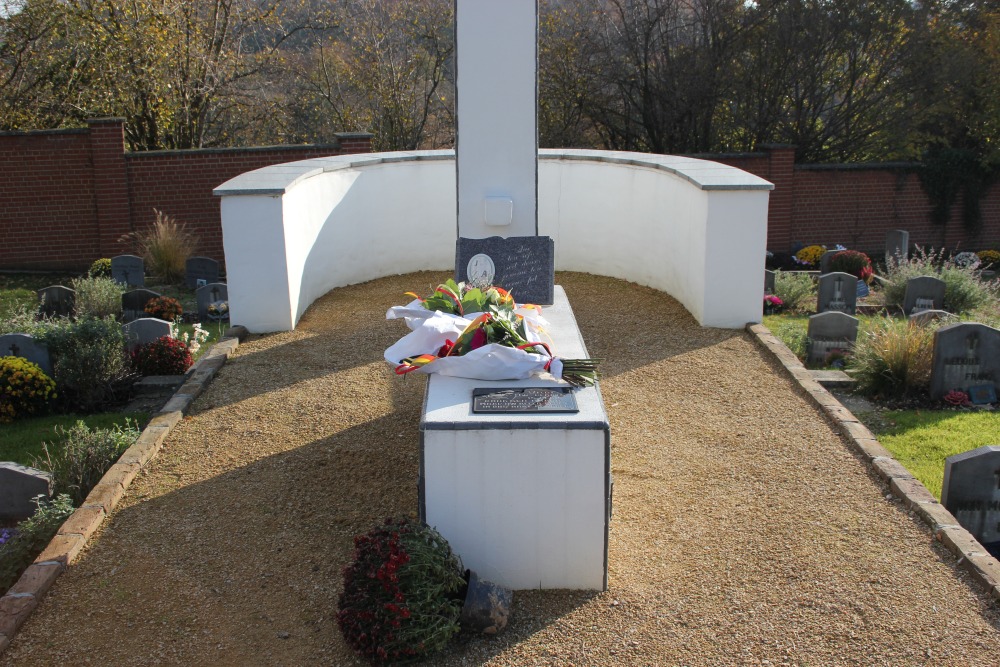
[4, 271, 1000, 666]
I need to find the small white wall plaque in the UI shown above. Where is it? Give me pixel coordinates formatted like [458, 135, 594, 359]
[467, 253, 496, 286]
[484, 196, 514, 226]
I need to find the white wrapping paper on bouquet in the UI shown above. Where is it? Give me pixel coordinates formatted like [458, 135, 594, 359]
[384, 305, 564, 381]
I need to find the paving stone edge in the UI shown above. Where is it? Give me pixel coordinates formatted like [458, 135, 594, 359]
[746, 322, 1000, 603]
[0, 328, 247, 656]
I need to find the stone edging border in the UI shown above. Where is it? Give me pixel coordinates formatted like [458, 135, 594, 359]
[0, 328, 248, 656]
[746, 322, 1000, 602]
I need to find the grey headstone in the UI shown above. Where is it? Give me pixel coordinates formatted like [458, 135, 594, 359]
[930, 322, 1000, 399]
[121, 289, 161, 323]
[455, 236, 554, 305]
[903, 276, 946, 315]
[764, 270, 775, 295]
[909, 309, 954, 327]
[111, 254, 145, 287]
[0, 463, 52, 521]
[196, 283, 229, 320]
[36, 285, 75, 318]
[816, 272, 858, 315]
[0, 333, 52, 377]
[819, 250, 840, 274]
[806, 311, 859, 366]
[122, 317, 173, 350]
[885, 229, 909, 265]
[185, 256, 220, 289]
[942, 445, 1000, 549]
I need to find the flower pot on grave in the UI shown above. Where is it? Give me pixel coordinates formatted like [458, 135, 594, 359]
[460, 570, 512, 635]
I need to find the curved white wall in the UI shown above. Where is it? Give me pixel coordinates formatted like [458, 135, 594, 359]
[215, 150, 772, 332]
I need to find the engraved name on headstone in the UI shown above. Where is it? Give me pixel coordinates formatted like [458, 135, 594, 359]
[122, 317, 173, 351]
[0, 463, 52, 521]
[806, 311, 859, 366]
[111, 254, 145, 287]
[0, 333, 53, 376]
[903, 276, 946, 315]
[816, 272, 858, 315]
[472, 387, 579, 414]
[185, 256, 221, 289]
[36, 285, 75, 318]
[930, 322, 1000, 399]
[121, 288, 161, 323]
[942, 445, 1000, 557]
[196, 283, 229, 320]
[456, 236, 555, 305]
[885, 229, 909, 265]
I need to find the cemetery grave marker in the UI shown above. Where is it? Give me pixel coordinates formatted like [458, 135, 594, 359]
[942, 445, 1000, 557]
[930, 322, 1000, 399]
[886, 229, 909, 265]
[903, 276, 946, 315]
[0, 463, 52, 521]
[806, 311, 859, 366]
[122, 318, 173, 351]
[816, 272, 858, 315]
[819, 250, 840, 274]
[111, 255, 145, 287]
[909, 309, 954, 327]
[764, 270, 775, 295]
[0, 333, 53, 376]
[455, 236, 554, 305]
[185, 256, 221, 289]
[122, 289, 161, 322]
[196, 283, 229, 320]
[36, 285, 75, 318]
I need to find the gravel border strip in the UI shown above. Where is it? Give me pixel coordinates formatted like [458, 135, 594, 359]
[0, 327, 248, 656]
[746, 322, 1000, 602]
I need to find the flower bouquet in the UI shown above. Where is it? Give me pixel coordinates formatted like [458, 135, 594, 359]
[206, 300, 229, 321]
[385, 280, 600, 387]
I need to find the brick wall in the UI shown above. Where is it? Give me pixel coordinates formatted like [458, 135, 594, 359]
[1, 121, 997, 272]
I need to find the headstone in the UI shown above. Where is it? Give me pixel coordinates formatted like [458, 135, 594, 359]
[816, 272, 858, 314]
[185, 256, 220, 289]
[122, 317, 172, 350]
[111, 254, 145, 287]
[885, 229, 909, 265]
[36, 285, 75, 318]
[121, 288, 161, 322]
[942, 445, 1000, 557]
[456, 236, 554, 305]
[806, 311, 859, 366]
[764, 270, 775, 295]
[903, 276, 946, 315]
[819, 250, 840, 274]
[930, 322, 1000, 399]
[0, 333, 53, 377]
[0, 463, 52, 521]
[196, 282, 229, 320]
[909, 309, 954, 327]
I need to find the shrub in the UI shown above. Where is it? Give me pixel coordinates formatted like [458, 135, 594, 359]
[0, 494, 74, 595]
[0, 356, 57, 423]
[830, 250, 873, 283]
[850, 317, 936, 398]
[338, 518, 466, 665]
[144, 296, 183, 321]
[88, 258, 112, 278]
[882, 246, 996, 314]
[978, 250, 1000, 270]
[794, 245, 826, 268]
[0, 303, 46, 336]
[39, 317, 132, 411]
[773, 271, 816, 313]
[130, 335, 192, 375]
[123, 209, 198, 284]
[34, 420, 139, 505]
[71, 275, 124, 320]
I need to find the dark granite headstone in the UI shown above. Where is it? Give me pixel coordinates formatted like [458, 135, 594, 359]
[819, 250, 840, 274]
[185, 256, 221, 289]
[816, 272, 858, 315]
[885, 229, 909, 265]
[764, 270, 775, 295]
[0, 463, 52, 521]
[122, 317, 173, 351]
[942, 445, 1000, 556]
[903, 276, 946, 315]
[122, 289, 161, 322]
[806, 311, 858, 366]
[36, 285, 75, 318]
[196, 283, 229, 320]
[455, 236, 554, 305]
[0, 333, 52, 376]
[111, 254, 145, 287]
[930, 322, 1000, 399]
[472, 387, 579, 413]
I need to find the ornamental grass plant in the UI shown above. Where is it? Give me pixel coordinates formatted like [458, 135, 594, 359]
[124, 210, 198, 285]
[850, 316, 936, 398]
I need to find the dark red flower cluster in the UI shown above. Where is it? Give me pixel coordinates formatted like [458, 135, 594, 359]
[830, 250, 874, 283]
[144, 296, 183, 321]
[130, 335, 193, 376]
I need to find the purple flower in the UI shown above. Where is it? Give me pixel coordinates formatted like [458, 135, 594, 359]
[0, 528, 17, 546]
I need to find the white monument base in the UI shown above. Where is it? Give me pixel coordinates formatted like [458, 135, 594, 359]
[419, 286, 611, 590]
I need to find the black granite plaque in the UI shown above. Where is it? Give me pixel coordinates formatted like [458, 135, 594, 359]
[472, 387, 579, 414]
[456, 236, 554, 305]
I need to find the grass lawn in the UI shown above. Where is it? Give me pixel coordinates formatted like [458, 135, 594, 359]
[0, 411, 149, 467]
[871, 410, 1000, 499]
[0, 273, 77, 319]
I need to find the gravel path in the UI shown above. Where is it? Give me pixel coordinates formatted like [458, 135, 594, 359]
[4, 271, 1000, 666]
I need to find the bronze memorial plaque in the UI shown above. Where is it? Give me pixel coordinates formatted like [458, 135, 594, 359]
[472, 387, 579, 414]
